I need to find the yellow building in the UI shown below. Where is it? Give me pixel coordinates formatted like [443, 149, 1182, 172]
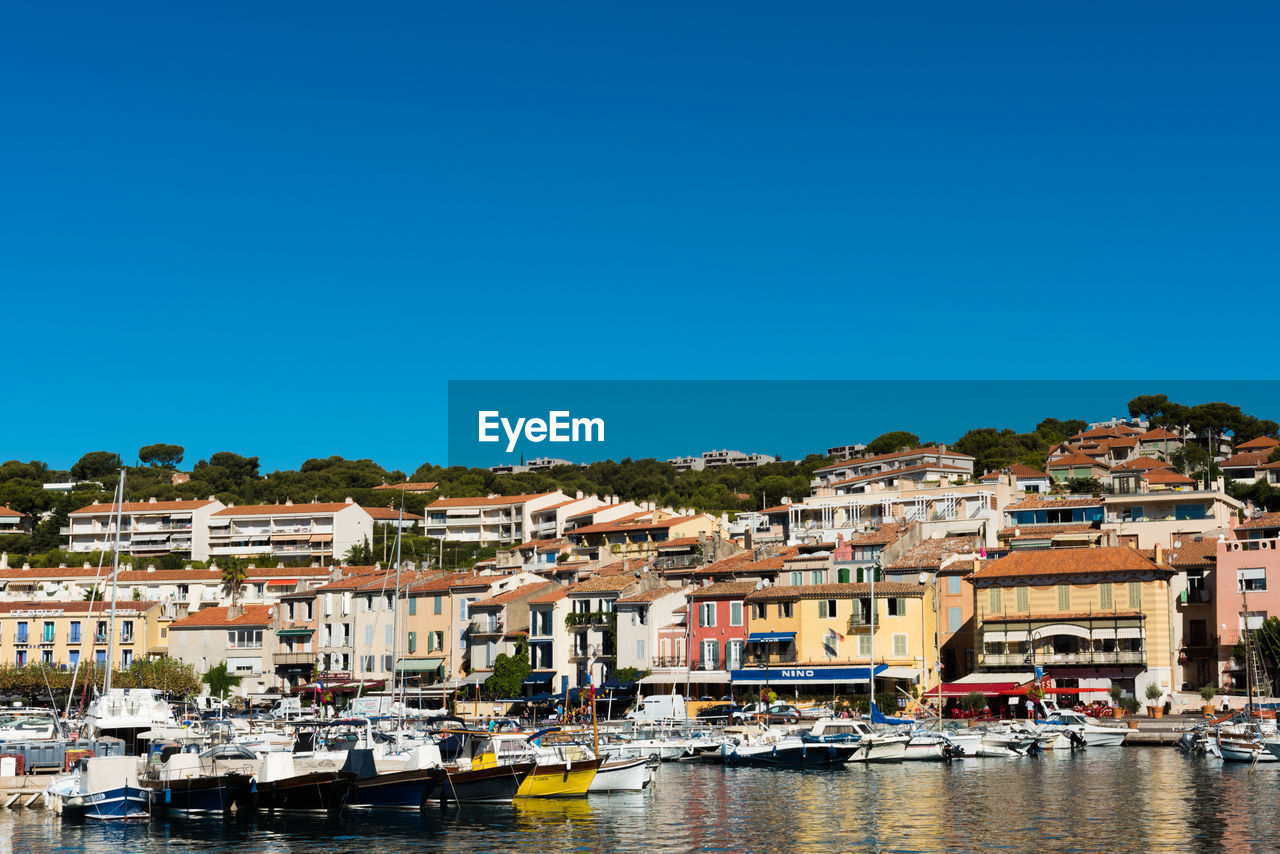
[968, 546, 1176, 699]
[740, 582, 938, 698]
[0, 600, 166, 670]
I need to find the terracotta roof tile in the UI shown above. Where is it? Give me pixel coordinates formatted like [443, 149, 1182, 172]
[1236, 436, 1280, 451]
[688, 581, 760, 599]
[472, 582, 559, 608]
[1168, 538, 1218, 567]
[997, 523, 1102, 541]
[374, 482, 438, 491]
[1239, 512, 1280, 531]
[361, 505, 425, 521]
[814, 446, 974, 474]
[830, 463, 970, 487]
[72, 500, 218, 515]
[887, 536, 983, 570]
[980, 464, 1049, 481]
[529, 586, 569, 604]
[169, 604, 274, 628]
[0, 506, 25, 518]
[970, 547, 1167, 580]
[1139, 428, 1181, 441]
[1221, 451, 1272, 469]
[213, 503, 359, 517]
[0, 599, 158, 615]
[1046, 453, 1110, 470]
[1142, 469, 1196, 485]
[746, 582, 926, 602]
[568, 513, 713, 536]
[616, 587, 686, 605]
[567, 574, 641, 594]
[1110, 456, 1175, 472]
[1007, 496, 1103, 511]
[427, 493, 556, 508]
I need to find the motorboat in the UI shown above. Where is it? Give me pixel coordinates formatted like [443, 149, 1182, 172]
[424, 730, 534, 805]
[1214, 724, 1279, 763]
[802, 719, 909, 763]
[84, 688, 179, 754]
[0, 706, 64, 742]
[588, 756, 652, 792]
[142, 749, 251, 814]
[1037, 710, 1127, 747]
[48, 755, 148, 820]
[243, 751, 356, 814]
[341, 747, 446, 809]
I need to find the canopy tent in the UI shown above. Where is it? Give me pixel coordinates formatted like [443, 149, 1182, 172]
[935, 681, 1020, 698]
[395, 657, 444, 673]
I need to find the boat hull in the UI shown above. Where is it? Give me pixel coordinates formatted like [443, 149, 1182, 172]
[516, 758, 600, 798]
[588, 758, 652, 792]
[246, 771, 355, 813]
[145, 774, 250, 814]
[429, 762, 534, 805]
[68, 784, 149, 820]
[724, 741, 860, 767]
[349, 768, 444, 809]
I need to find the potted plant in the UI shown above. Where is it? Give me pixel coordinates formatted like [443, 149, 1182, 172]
[1108, 685, 1125, 719]
[1200, 685, 1216, 716]
[1120, 696, 1142, 727]
[961, 691, 987, 726]
[1145, 683, 1165, 718]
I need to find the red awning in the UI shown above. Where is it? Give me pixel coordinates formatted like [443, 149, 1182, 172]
[936, 682, 1019, 697]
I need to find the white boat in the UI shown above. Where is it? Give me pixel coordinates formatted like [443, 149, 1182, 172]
[0, 706, 63, 742]
[802, 719, 909, 762]
[587, 756, 652, 792]
[902, 730, 952, 761]
[1216, 725, 1279, 762]
[85, 687, 179, 747]
[47, 755, 148, 820]
[1038, 710, 1128, 747]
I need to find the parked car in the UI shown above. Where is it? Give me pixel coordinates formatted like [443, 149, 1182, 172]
[696, 703, 742, 722]
[732, 703, 800, 724]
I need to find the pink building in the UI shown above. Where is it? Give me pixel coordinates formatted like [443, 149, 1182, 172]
[687, 581, 755, 680]
[1214, 513, 1280, 690]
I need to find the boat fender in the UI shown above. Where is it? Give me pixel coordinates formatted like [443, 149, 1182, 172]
[164, 788, 171, 804]
[250, 774, 258, 794]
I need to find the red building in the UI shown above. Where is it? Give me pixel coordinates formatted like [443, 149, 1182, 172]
[687, 581, 756, 685]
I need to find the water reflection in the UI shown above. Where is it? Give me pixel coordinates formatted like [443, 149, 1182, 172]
[4, 753, 1279, 852]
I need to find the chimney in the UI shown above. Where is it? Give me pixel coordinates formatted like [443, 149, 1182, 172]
[344, 497, 354, 504]
[576, 490, 583, 500]
[147, 564, 156, 573]
[1154, 544, 1164, 565]
[284, 498, 293, 506]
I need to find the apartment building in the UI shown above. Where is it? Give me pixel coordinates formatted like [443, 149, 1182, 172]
[0, 506, 32, 536]
[615, 586, 688, 675]
[668, 450, 777, 472]
[1102, 483, 1241, 549]
[525, 585, 571, 695]
[810, 446, 975, 489]
[565, 572, 658, 687]
[1215, 513, 1280, 693]
[401, 572, 464, 685]
[274, 588, 320, 691]
[968, 547, 1177, 700]
[208, 500, 373, 563]
[688, 581, 755, 682]
[0, 600, 164, 671]
[999, 496, 1107, 551]
[565, 511, 723, 562]
[465, 581, 558, 672]
[423, 492, 572, 544]
[167, 604, 276, 698]
[977, 464, 1052, 494]
[65, 498, 226, 560]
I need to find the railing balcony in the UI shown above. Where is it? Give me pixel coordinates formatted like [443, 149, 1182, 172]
[651, 656, 687, 668]
[468, 619, 503, 635]
[981, 651, 1146, 667]
[273, 652, 317, 666]
[746, 650, 798, 666]
[695, 656, 720, 671]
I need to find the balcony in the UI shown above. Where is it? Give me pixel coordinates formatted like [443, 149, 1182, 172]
[981, 651, 1146, 667]
[468, 618, 504, 635]
[652, 656, 687, 668]
[565, 612, 613, 629]
[274, 652, 317, 667]
[745, 649, 798, 666]
[694, 656, 720, 671]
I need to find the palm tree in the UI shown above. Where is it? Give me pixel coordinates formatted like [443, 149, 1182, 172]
[221, 563, 248, 605]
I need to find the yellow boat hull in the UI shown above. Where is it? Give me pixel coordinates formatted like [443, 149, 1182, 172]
[514, 759, 600, 798]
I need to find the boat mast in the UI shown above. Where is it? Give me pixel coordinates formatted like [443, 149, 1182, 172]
[391, 495, 404, 712]
[104, 468, 126, 694]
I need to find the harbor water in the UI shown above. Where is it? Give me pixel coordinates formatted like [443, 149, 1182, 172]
[3, 749, 1276, 853]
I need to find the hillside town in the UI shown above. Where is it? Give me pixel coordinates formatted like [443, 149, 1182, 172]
[2, 414, 1279, 717]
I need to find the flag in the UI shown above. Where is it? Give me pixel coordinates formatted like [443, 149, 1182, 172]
[1034, 665, 1043, 682]
[979, 547, 987, 558]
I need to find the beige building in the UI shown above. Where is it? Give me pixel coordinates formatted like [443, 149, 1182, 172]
[64, 499, 225, 560]
[209, 501, 373, 563]
[167, 604, 276, 698]
[0, 599, 165, 671]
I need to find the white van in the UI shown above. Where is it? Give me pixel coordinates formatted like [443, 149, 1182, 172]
[626, 694, 687, 721]
[266, 697, 307, 720]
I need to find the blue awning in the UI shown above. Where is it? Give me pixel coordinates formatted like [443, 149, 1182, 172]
[746, 632, 797, 643]
[601, 680, 635, 691]
[523, 671, 555, 685]
[730, 664, 885, 685]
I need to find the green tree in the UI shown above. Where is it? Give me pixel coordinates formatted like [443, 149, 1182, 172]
[221, 564, 248, 605]
[1128, 394, 1170, 421]
[138, 443, 185, 468]
[202, 661, 243, 699]
[71, 451, 122, 480]
[344, 536, 374, 565]
[484, 638, 531, 699]
[1064, 477, 1103, 495]
[1269, 446, 1280, 464]
[83, 585, 103, 602]
[866, 431, 921, 456]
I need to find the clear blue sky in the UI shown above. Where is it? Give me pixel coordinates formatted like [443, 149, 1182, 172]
[3, 3, 1277, 472]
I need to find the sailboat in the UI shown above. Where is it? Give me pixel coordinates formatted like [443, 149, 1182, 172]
[51, 470, 156, 819]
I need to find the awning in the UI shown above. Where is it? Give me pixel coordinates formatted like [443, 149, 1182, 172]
[639, 670, 689, 684]
[1005, 630, 1029, 642]
[523, 671, 555, 685]
[983, 631, 1006, 643]
[277, 628, 314, 637]
[936, 681, 1019, 697]
[877, 667, 921, 681]
[449, 671, 490, 688]
[310, 533, 334, 543]
[747, 632, 796, 643]
[1031, 624, 1091, 640]
[396, 657, 444, 673]
[731, 665, 876, 685]
[601, 680, 635, 690]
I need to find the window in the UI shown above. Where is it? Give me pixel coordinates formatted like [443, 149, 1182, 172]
[227, 629, 263, 649]
[887, 598, 905, 617]
[120, 621, 134, 643]
[635, 639, 645, 661]
[96, 621, 108, 642]
[385, 625, 394, 645]
[69, 621, 82, 644]
[779, 602, 793, 619]
[434, 596, 443, 615]
[701, 639, 718, 669]
[383, 654, 394, 671]
[1239, 568, 1267, 592]
[42, 650, 53, 665]
[752, 603, 767, 620]
[823, 631, 839, 659]
[819, 600, 838, 619]
[892, 633, 908, 658]
[1016, 586, 1029, 612]
[16, 622, 28, 643]
[121, 649, 133, 668]
[361, 655, 374, 671]
[1057, 585, 1070, 611]
[727, 639, 744, 670]
[406, 631, 417, 654]
[810, 570, 824, 585]
[69, 650, 80, 666]
[408, 598, 417, 616]
[459, 598, 469, 620]
[42, 622, 55, 643]
[700, 603, 716, 628]
[947, 575, 961, 595]
[790, 572, 803, 586]
[364, 625, 374, 645]
[988, 589, 1002, 613]
[177, 584, 188, 598]
[95, 650, 106, 665]
[15, 651, 26, 667]
[1241, 612, 1267, 631]
[948, 607, 962, 633]
[730, 602, 743, 626]
[1099, 582, 1113, 609]
[1128, 581, 1141, 607]
[857, 634, 873, 657]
